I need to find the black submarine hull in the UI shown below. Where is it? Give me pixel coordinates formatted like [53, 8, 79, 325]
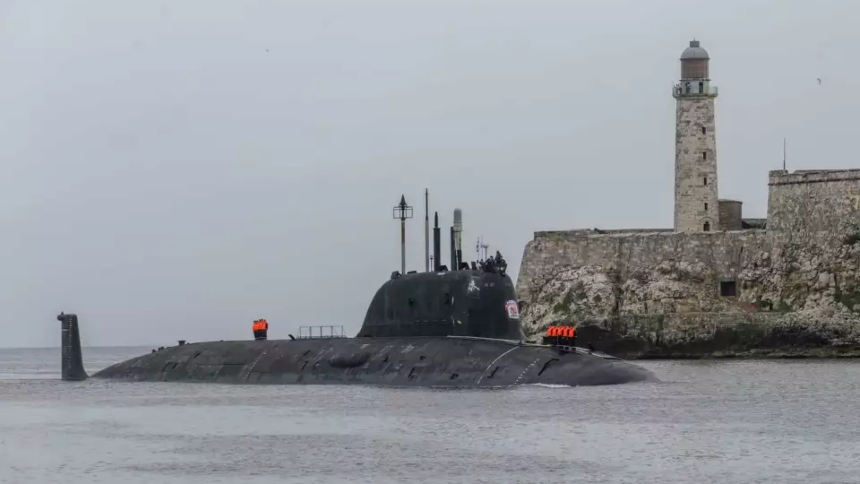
[60, 262, 658, 387]
[91, 336, 654, 386]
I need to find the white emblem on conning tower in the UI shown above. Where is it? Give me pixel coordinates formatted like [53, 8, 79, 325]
[467, 279, 479, 294]
[505, 300, 519, 319]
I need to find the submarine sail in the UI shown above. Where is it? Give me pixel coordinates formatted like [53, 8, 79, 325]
[357, 269, 524, 340]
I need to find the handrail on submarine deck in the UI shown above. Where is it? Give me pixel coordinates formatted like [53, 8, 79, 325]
[445, 335, 619, 359]
[297, 325, 347, 339]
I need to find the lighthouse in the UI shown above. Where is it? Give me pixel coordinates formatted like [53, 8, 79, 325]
[673, 40, 719, 233]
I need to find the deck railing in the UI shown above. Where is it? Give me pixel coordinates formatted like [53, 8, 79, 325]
[672, 83, 718, 97]
[297, 325, 347, 339]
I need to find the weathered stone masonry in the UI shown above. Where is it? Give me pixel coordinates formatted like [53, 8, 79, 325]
[517, 168, 860, 358]
[674, 97, 719, 233]
[514, 40, 860, 358]
[768, 169, 860, 238]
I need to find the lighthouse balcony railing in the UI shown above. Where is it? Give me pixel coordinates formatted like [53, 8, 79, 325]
[672, 84, 718, 96]
[297, 325, 347, 339]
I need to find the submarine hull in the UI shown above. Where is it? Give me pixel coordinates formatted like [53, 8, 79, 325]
[91, 336, 655, 387]
[60, 263, 657, 387]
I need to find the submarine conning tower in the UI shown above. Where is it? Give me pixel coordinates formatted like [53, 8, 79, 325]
[357, 259, 526, 340]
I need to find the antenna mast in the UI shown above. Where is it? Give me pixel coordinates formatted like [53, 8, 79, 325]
[476, 236, 489, 260]
[424, 189, 429, 272]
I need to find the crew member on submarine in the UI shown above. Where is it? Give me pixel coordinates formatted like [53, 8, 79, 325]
[253, 319, 269, 340]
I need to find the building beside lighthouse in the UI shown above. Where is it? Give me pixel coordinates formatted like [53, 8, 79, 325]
[514, 40, 860, 352]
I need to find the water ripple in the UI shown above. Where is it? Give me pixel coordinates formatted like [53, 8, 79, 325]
[1, 347, 859, 483]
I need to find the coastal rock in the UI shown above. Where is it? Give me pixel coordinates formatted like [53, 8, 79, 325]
[516, 226, 860, 359]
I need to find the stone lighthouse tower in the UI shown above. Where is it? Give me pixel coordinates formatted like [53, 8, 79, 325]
[673, 40, 719, 232]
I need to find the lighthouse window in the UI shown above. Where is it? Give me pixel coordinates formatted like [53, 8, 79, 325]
[703, 221, 711, 232]
[704, 202, 708, 210]
[703, 177, 708, 186]
[701, 126, 706, 135]
[702, 151, 707, 160]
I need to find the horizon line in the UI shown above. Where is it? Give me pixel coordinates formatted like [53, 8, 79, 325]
[0, 344, 167, 350]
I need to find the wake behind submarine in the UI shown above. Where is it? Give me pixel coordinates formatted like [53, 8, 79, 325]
[58, 203, 656, 388]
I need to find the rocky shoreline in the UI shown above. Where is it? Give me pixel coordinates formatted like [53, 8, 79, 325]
[629, 349, 860, 359]
[601, 343, 860, 360]
[522, 311, 860, 360]
[516, 226, 860, 360]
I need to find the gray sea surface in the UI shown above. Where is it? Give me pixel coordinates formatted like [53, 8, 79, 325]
[1, 346, 859, 484]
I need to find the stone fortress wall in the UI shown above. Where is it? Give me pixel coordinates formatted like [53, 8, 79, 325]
[515, 41, 860, 358]
[516, 169, 860, 358]
[768, 169, 860, 237]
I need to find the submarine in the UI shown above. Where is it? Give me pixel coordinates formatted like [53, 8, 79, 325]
[59, 252, 656, 387]
[60, 200, 656, 387]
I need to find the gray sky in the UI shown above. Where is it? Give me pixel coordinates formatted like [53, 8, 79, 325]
[1, 0, 857, 347]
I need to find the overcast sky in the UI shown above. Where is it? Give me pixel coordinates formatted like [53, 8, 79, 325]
[1, 0, 856, 347]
